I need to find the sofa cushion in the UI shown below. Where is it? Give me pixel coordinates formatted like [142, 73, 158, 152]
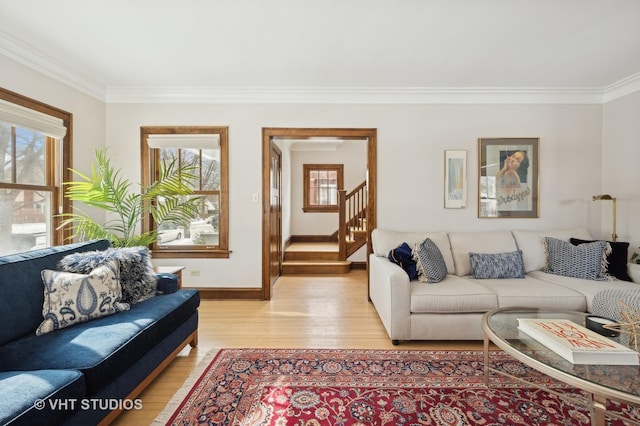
[570, 238, 632, 282]
[528, 270, 640, 312]
[474, 276, 587, 311]
[0, 289, 200, 395]
[388, 242, 418, 280]
[58, 246, 157, 304]
[0, 369, 85, 426]
[37, 261, 130, 335]
[542, 237, 610, 281]
[511, 228, 592, 273]
[413, 238, 447, 283]
[469, 250, 525, 279]
[0, 239, 111, 347]
[372, 229, 455, 274]
[410, 275, 497, 313]
[448, 231, 517, 276]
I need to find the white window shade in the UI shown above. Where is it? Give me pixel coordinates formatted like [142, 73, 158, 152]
[0, 99, 67, 139]
[147, 134, 220, 149]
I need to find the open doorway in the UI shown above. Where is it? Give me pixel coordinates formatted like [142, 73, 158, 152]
[261, 128, 377, 300]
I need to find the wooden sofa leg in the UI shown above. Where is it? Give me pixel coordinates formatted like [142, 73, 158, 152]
[392, 340, 399, 345]
[190, 330, 199, 347]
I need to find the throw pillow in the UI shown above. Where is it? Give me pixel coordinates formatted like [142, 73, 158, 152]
[388, 242, 418, 280]
[37, 261, 130, 335]
[542, 237, 610, 281]
[468, 250, 525, 279]
[58, 246, 157, 304]
[412, 238, 448, 283]
[570, 238, 632, 282]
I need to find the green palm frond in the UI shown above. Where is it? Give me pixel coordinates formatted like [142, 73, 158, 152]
[144, 158, 198, 199]
[150, 196, 203, 226]
[58, 147, 199, 247]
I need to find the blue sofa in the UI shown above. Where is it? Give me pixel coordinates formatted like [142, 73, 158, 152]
[0, 240, 200, 425]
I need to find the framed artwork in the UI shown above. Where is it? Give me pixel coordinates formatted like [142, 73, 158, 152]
[478, 138, 539, 218]
[444, 150, 467, 208]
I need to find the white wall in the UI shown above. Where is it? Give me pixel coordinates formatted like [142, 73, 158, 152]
[603, 91, 640, 251]
[290, 141, 368, 235]
[104, 102, 604, 288]
[4, 53, 622, 289]
[0, 54, 106, 223]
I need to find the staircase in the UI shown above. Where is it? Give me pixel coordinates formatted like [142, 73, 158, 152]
[282, 241, 351, 274]
[282, 181, 368, 275]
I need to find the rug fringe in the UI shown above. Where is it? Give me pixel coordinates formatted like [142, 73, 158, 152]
[152, 348, 221, 425]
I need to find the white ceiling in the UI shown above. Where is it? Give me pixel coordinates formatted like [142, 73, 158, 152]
[1, 0, 639, 103]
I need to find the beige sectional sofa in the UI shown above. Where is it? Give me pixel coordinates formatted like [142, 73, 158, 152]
[369, 228, 640, 344]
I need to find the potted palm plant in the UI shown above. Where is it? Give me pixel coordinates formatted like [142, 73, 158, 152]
[59, 148, 203, 247]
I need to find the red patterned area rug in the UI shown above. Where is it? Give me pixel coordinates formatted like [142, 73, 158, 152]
[156, 349, 638, 425]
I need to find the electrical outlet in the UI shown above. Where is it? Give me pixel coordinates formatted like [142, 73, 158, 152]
[190, 270, 200, 277]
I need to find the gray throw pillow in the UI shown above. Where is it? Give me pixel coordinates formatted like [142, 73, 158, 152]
[542, 237, 610, 281]
[469, 250, 525, 279]
[412, 238, 447, 283]
[58, 246, 158, 304]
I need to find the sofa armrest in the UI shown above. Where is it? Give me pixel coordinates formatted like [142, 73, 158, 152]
[369, 254, 412, 342]
[155, 273, 179, 295]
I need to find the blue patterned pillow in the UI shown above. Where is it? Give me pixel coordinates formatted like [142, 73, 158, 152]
[37, 261, 130, 335]
[469, 250, 525, 279]
[542, 237, 610, 281]
[388, 242, 418, 280]
[412, 238, 447, 283]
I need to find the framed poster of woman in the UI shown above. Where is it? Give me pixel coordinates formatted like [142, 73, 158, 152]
[478, 138, 539, 218]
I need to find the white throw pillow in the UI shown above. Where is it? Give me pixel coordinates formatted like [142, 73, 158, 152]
[37, 260, 130, 335]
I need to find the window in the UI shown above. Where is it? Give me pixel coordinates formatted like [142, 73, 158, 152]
[0, 88, 71, 255]
[141, 126, 229, 258]
[303, 164, 344, 212]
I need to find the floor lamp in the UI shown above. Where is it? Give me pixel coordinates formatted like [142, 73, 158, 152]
[592, 194, 617, 241]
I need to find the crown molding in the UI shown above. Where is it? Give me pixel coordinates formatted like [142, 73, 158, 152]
[2, 29, 639, 105]
[105, 86, 607, 105]
[602, 72, 640, 103]
[0, 29, 106, 101]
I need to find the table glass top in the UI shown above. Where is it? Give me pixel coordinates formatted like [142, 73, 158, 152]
[483, 307, 640, 400]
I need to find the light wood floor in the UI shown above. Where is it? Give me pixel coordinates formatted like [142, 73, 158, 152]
[113, 270, 483, 425]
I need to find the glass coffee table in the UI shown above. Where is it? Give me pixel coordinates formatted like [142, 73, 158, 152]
[482, 307, 640, 426]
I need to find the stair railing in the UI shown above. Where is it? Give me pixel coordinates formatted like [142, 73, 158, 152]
[338, 181, 367, 260]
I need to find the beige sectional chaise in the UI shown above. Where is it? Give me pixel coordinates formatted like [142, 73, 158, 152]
[369, 228, 640, 344]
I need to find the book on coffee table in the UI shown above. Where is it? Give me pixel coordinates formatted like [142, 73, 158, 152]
[517, 318, 640, 365]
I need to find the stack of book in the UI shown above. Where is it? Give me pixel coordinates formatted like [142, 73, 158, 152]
[517, 318, 640, 365]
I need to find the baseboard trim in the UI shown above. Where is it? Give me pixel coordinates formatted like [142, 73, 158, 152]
[350, 261, 367, 270]
[197, 288, 263, 300]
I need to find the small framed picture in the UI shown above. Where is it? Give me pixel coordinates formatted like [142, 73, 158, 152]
[478, 138, 539, 218]
[444, 150, 467, 208]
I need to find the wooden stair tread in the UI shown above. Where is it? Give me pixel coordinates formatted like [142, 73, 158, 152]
[282, 259, 351, 275]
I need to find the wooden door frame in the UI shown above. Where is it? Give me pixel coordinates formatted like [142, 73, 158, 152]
[269, 143, 283, 287]
[261, 127, 377, 300]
